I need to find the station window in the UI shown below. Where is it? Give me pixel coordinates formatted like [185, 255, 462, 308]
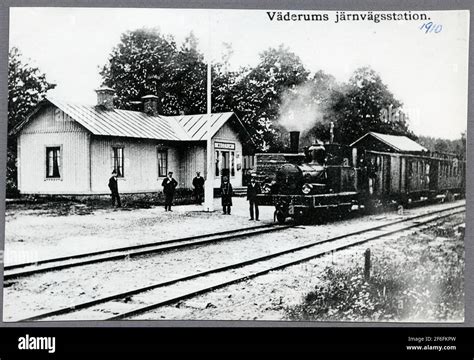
[112, 147, 124, 177]
[46, 146, 61, 178]
[215, 150, 235, 177]
[222, 151, 229, 175]
[157, 150, 168, 177]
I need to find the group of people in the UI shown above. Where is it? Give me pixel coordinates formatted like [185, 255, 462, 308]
[108, 170, 262, 220]
[219, 175, 261, 220]
[108, 170, 200, 211]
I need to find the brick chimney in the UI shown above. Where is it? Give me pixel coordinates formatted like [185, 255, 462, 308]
[141, 95, 159, 116]
[95, 87, 115, 110]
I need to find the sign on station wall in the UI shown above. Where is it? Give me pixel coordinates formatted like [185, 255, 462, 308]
[215, 142, 235, 150]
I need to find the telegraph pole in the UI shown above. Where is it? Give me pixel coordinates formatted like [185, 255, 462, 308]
[204, 13, 214, 212]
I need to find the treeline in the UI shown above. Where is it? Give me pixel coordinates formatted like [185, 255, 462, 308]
[99, 28, 414, 150]
[7, 27, 466, 195]
[417, 134, 466, 158]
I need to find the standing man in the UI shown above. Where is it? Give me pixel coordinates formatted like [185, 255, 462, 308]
[108, 169, 121, 208]
[220, 176, 233, 215]
[192, 171, 205, 204]
[247, 174, 261, 221]
[367, 157, 378, 195]
[162, 171, 178, 211]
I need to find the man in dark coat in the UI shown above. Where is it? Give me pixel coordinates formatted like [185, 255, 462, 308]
[162, 171, 178, 211]
[367, 157, 378, 195]
[192, 171, 205, 204]
[108, 170, 121, 208]
[220, 176, 233, 215]
[247, 174, 261, 221]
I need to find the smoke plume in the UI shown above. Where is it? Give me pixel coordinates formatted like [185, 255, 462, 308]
[278, 82, 325, 134]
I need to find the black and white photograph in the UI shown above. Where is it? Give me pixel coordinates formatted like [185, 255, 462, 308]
[2, 7, 468, 324]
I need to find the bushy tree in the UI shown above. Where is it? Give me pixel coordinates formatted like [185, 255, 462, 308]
[331, 67, 413, 145]
[102, 32, 310, 150]
[101, 30, 417, 151]
[223, 45, 310, 150]
[8, 47, 56, 196]
[418, 132, 467, 158]
[173, 32, 208, 114]
[100, 28, 179, 113]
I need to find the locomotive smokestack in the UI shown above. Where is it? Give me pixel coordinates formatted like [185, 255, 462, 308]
[289, 131, 300, 153]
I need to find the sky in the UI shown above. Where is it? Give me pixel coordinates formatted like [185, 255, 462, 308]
[9, 7, 470, 140]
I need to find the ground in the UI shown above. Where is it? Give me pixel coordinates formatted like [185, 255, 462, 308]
[134, 213, 464, 322]
[2, 197, 465, 322]
[3, 197, 275, 265]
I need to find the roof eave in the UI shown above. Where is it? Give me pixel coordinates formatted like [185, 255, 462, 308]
[350, 132, 370, 147]
[224, 113, 256, 147]
[9, 98, 52, 136]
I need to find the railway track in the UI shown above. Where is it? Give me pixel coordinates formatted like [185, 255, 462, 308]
[4, 223, 293, 280]
[18, 203, 465, 322]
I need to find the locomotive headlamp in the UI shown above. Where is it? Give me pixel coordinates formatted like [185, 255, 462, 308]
[302, 183, 313, 194]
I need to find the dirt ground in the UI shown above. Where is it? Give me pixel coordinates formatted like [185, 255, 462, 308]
[2, 198, 465, 322]
[135, 213, 465, 322]
[3, 197, 276, 265]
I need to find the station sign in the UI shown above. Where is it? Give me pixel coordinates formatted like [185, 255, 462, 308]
[215, 142, 235, 150]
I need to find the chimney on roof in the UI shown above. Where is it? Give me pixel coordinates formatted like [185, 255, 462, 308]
[142, 95, 159, 116]
[95, 87, 115, 110]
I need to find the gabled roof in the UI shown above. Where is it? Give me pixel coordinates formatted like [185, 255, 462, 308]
[15, 97, 249, 143]
[351, 132, 428, 153]
[169, 112, 235, 141]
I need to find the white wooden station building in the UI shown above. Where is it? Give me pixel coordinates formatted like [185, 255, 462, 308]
[14, 88, 253, 195]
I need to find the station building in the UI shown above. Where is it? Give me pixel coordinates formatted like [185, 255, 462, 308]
[14, 88, 254, 195]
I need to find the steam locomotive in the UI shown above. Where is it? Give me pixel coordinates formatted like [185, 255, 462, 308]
[256, 131, 465, 223]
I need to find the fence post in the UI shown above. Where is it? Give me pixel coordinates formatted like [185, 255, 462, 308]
[364, 248, 371, 280]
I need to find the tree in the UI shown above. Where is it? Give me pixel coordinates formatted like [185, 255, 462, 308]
[101, 30, 313, 150]
[100, 28, 180, 114]
[331, 67, 413, 145]
[8, 47, 56, 196]
[173, 32, 207, 114]
[418, 133, 467, 158]
[222, 45, 310, 150]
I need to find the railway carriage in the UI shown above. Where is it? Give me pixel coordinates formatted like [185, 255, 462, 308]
[256, 131, 465, 223]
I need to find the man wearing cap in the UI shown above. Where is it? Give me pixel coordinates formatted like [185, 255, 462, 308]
[220, 176, 233, 215]
[192, 171, 205, 204]
[247, 174, 261, 221]
[162, 171, 178, 211]
[108, 169, 121, 208]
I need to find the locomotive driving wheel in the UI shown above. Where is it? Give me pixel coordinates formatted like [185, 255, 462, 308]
[275, 209, 287, 224]
[293, 210, 304, 224]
